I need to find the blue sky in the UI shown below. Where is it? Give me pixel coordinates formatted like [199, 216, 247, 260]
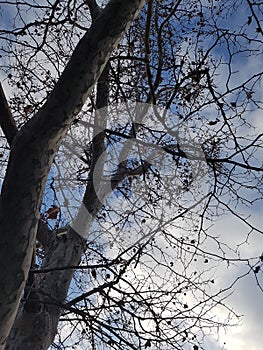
[0, 1, 263, 349]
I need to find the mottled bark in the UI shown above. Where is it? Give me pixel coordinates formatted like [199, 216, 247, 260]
[6, 229, 86, 350]
[0, 0, 145, 348]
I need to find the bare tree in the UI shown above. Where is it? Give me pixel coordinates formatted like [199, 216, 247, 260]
[0, 0, 262, 349]
[0, 0, 146, 348]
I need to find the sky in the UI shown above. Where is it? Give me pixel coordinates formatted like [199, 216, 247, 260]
[202, 33, 263, 347]
[0, 1, 262, 349]
[205, 210, 263, 350]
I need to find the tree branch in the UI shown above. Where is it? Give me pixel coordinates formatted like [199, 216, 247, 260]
[36, 220, 56, 249]
[86, 0, 101, 21]
[0, 83, 18, 146]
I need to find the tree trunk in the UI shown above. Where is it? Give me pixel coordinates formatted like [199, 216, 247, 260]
[6, 229, 86, 350]
[0, 1, 145, 348]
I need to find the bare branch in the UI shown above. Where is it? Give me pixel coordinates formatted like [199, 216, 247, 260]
[0, 83, 18, 146]
[86, 0, 101, 21]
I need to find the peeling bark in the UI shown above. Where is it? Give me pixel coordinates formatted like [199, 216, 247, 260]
[6, 229, 86, 350]
[0, 0, 146, 348]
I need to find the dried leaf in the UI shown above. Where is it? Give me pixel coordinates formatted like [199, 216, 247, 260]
[46, 205, 59, 219]
[91, 269, 97, 279]
[23, 105, 33, 114]
[145, 339, 151, 348]
[208, 120, 218, 126]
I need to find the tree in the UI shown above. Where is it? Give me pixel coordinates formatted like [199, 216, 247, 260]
[0, 0, 262, 349]
[0, 0, 146, 348]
